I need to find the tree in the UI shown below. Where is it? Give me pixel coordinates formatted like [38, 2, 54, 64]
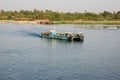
[7, 15, 13, 20]
[0, 9, 119, 21]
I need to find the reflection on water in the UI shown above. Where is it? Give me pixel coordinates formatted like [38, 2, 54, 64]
[0, 24, 120, 80]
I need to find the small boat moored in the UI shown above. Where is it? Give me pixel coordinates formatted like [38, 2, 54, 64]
[39, 27, 84, 42]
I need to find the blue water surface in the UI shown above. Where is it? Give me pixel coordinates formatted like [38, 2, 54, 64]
[0, 24, 120, 80]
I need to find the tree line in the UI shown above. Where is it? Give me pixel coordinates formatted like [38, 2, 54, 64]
[0, 9, 120, 21]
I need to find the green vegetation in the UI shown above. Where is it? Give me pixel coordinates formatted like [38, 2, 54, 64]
[0, 9, 120, 24]
[53, 21, 120, 25]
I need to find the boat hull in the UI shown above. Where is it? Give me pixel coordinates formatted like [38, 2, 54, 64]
[39, 33, 84, 42]
[39, 27, 84, 42]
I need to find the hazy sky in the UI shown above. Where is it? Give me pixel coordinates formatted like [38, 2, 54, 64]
[0, 0, 120, 12]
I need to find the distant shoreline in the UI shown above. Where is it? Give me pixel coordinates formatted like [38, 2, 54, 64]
[0, 20, 36, 24]
[0, 20, 120, 25]
[53, 21, 120, 25]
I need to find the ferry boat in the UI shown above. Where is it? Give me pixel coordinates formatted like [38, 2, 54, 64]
[39, 27, 84, 41]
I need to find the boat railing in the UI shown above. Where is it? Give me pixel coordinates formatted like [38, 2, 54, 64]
[56, 32, 72, 37]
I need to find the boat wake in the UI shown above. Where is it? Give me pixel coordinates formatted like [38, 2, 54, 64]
[18, 30, 40, 38]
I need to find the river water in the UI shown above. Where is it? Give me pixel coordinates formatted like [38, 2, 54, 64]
[0, 24, 120, 80]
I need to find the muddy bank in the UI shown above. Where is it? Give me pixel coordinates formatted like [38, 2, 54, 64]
[0, 20, 120, 25]
[0, 20, 36, 24]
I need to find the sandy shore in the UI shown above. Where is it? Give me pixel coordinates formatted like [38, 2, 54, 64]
[0, 20, 37, 24]
[0, 20, 120, 25]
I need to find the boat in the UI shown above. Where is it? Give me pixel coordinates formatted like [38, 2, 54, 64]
[39, 27, 84, 41]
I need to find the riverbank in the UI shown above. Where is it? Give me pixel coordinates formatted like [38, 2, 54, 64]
[0, 20, 120, 25]
[0, 20, 36, 24]
[53, 21, 120, 25]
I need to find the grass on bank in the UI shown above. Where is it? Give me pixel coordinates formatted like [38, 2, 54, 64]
[53, 21, 120, 25]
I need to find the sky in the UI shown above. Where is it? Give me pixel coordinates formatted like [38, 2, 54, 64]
[0, 0, 120, 13]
